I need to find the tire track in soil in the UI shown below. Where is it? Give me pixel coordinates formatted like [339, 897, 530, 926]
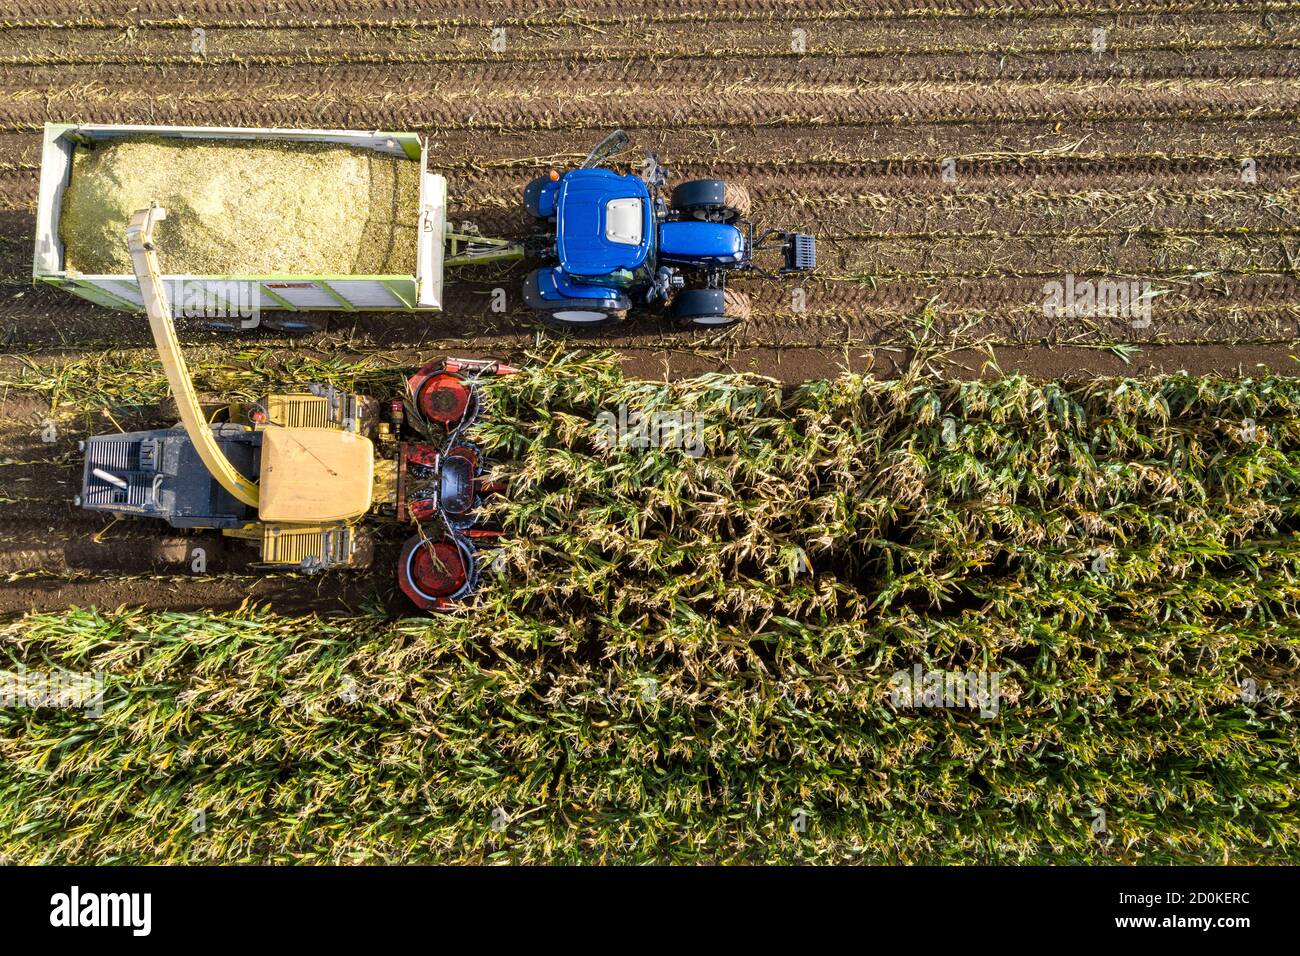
[2, 570, 400, 616]
[5, 52, 1299, 84]
[5, 273, 1300, 350]
[0, 528, 207, 574]
[3, 16, 1292, 52]
[1, 0, 1293, 25]
[4, 120, 1298, 169]
[2, 79, 1299, 132]
[5, 154, 1298, 283]
[7, 154, 1300, 195]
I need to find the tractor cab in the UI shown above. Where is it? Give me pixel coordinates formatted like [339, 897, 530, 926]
[554, 169, 654, 283]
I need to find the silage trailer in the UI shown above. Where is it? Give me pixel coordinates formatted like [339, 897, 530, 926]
[32, 122, 519, 330]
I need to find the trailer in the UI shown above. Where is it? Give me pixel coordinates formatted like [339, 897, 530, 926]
[32, 122, 520, 327]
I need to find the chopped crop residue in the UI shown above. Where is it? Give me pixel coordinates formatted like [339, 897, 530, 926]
[59, 136, 420, 276]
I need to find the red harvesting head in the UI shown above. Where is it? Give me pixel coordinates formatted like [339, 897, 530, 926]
[398, 536, 470, 611]
[413, 371, 472, 425]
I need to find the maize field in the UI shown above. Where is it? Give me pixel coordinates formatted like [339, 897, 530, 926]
[1, 350, 1298, 862]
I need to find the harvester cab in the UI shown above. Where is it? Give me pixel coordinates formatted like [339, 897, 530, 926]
[521, 129, 816, 330]
[76, 203, 512, 610]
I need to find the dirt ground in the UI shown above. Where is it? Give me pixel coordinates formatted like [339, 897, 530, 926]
[1, 0, 1298, 615]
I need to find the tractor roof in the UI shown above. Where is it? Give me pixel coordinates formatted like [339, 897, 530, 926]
[556, 169, 653, 276]
[257, 427, 374, 524]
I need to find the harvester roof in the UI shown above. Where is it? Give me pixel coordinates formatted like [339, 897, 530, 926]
[257, 427, 374, 524]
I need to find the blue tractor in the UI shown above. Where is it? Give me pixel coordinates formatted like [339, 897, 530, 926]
[521, 131, 815, 329]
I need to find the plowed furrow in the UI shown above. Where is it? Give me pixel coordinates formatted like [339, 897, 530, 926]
[2, 48, 1298, 83]
[4, 1, 1296, 28]
[3, 11, 1296, 56]
[1, 80, 1298, 134]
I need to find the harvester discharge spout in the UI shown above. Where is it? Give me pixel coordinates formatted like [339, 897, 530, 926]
[125, 203, 260, 508]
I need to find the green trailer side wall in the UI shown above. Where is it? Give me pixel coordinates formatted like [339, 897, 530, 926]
[38, 275, 139, 311]
[383, 279, 417, 309]
[40, 275, 435, 314]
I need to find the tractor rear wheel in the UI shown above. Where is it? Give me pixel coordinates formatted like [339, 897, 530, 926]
[672, 287, 750, 329]
[540, 306, 628, 331]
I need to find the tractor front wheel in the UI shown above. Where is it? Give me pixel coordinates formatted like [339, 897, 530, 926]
[672, 287, 751, 329]
[523, 175, 554, 219]
[671, 179, 750, 223]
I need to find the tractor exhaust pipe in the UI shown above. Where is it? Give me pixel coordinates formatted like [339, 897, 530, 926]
[580, 129, 630, 169]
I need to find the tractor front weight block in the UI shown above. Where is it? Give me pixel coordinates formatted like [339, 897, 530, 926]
[782, 233, 817, 273]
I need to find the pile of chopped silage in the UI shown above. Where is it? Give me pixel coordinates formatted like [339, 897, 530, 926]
[59, 137, 420, 276]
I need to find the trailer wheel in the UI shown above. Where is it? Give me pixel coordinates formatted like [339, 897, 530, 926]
[176, 315, 244, 333]
[259, 314, 328, 334]
[672, 287, 750, 329]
